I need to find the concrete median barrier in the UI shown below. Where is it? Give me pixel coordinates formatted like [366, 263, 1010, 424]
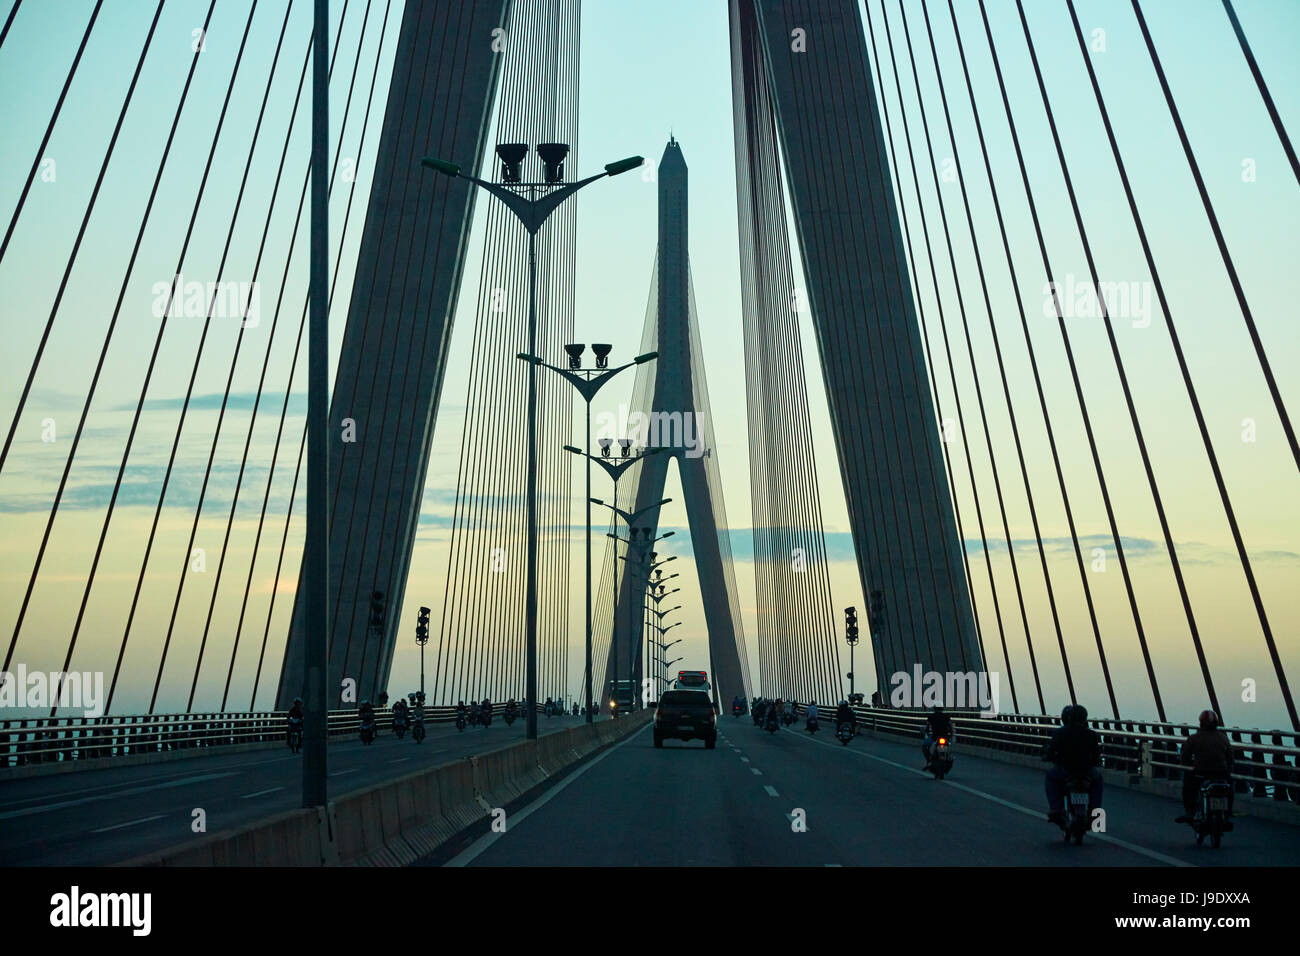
[120, 713, 651, 867]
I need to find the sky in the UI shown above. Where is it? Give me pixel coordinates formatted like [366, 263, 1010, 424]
[0, 0, 1296, 730]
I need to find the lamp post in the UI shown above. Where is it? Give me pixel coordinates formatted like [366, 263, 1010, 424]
[570, 444, 662, 719]
[593, 496, 670, 714]
[620, 551, 677, 709]
[522, 348, 655, 726]
[421, 146, 643, 741]
[649, 622, 682, 690]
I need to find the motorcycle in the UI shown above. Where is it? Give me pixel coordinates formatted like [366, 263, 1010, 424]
[481, 708, 493, 728]
[359, 714, 376, 745]
[455, 712, 467, 732]
[286, 716, 303, 754]
[412, 718, 426, 743]
[931, 736, 953, 780]
[544, 702, 555, 718]
[504, 707, 518, 727]
[752, 705, 764, 728]
[805, 716, 819, 735]
[1189, 775, 1234, 848]
[836, 721, 854, 746]
[782, 710, 796, 727]
[732, 703, 743, 718]
[764, 711, 779, 734]
[1060, 776, 1092, 845]
[393, 712, 409, 739]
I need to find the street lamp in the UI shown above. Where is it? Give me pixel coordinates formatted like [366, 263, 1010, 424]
[621, 552, 676, 707]
[514, 348, 657, 727]
[568, 448, 662, 719]
[593, 496, 670, 713]
[421, 146, 643, 741]
[649, 621, 682, 687]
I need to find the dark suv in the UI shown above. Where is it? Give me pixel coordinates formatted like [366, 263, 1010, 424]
[654, 690, 717, 748]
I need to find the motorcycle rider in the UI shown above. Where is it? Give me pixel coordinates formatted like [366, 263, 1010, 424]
[287, 696, 304, 744]
[922, 705, 954, 770]
[835, 698, 856, 735]
[359, 699, 375, 738]
[1175, 709, 1235, 825]
[545, 696, 555, 717]
[481, 697, 493, 726]
[805, 699, 819, 731]
[1043, 704, 1102, 824]
[412, 695, 425, 728]
[392, 696, 409, 731]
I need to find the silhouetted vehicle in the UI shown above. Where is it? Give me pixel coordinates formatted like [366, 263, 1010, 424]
[654, 690, 717, 749]
[1060, 777, 1091, 845]
[1189, 774, 1234, 848]
[836, 721, 854, 746]
[930, 735, 953, 780]
[287, 716, 303, 754]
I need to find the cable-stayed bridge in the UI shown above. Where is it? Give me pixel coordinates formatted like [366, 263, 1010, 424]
[0, 0, 1297, 869]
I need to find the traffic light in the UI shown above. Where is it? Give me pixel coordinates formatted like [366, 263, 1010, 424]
[415, 606, 430, 646]
[845, 606, 859, 646]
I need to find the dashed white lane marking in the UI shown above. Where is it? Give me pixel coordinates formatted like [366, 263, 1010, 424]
[751, 768, 762, 776]
[389, 757, 411, 764]
[740, 756, 750, 763]
[329, 768, 358, 777]
[240, 787, 284, 799]
[763, 785, 779, 797]
[91, 814, 166, 834]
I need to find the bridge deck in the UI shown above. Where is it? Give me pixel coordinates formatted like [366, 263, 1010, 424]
[443, 719, 1300, 867]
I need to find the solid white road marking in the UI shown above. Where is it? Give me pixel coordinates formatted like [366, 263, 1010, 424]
[239, 787, 284, 799]
[91, 814, 167, 834]
[791, 729, 1192, 867]
[445, 724, 651, 867]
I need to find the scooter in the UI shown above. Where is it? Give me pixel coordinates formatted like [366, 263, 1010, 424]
[1060, 776, 1092, 845]
[1189, 775, 1234, 848]
[455, 712, 467, 732]
[805, 716, 819, 735]
[836, 721, 854, 746]
[412, 717, 426, 743]
[393, 712, 409, 739]
[930, 736, 953, 780]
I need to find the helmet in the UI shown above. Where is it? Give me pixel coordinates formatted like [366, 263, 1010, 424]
[1070, 705, 1088, 725]
[294, 697, 302, 705]
[1198, 709, 1220, 730]
[1060, 705, 1074, 724]
[840, 700, 848, 707]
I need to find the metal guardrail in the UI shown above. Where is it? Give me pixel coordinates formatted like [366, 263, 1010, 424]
[834, 705, 1300, 802]
[0, 702, 582, 768]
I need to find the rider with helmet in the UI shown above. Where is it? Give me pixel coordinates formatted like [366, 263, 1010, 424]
[1043, 704, 1102, 824]
[1176, 709, 1235, 824]
[835, 698, 855, 733]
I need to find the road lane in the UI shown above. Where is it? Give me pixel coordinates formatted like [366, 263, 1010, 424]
[0, 714, 595, 865]
[455, 718, 1300, 866]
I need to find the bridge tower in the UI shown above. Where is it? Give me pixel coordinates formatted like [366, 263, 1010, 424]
[606, 138, 750, 709]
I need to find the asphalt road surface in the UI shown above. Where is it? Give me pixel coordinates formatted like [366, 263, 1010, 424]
[0, 713, 593, 865]
[447, 719, 1300, 866]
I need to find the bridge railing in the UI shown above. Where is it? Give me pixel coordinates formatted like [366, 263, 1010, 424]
[819, 705, 1300, 802]
[0, 702, 572, 768]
